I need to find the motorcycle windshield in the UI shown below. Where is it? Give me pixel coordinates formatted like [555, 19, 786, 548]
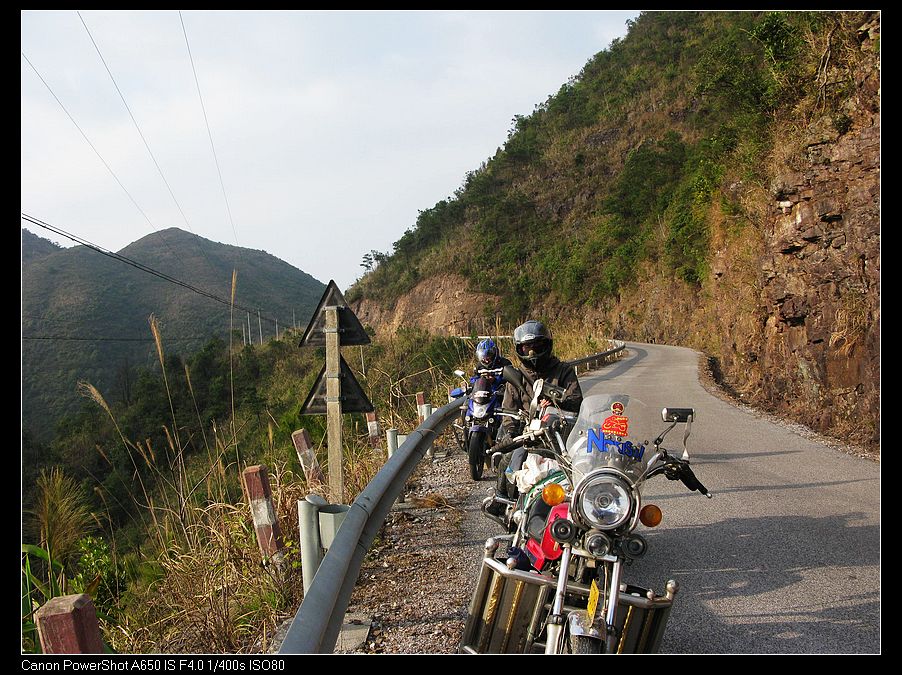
[565, 394, 654, 485]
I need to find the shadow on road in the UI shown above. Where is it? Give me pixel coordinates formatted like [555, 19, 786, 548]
[639, 513, 880, 653]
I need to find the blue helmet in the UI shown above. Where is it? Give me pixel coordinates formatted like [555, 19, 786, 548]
[475, 339, 500, 367]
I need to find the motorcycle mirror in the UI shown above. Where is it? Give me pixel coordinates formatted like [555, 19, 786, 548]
[541, 381, 566, 402]
[662, 407, 694, 423]
[659, 408, 695, 459]
[454, 369, 466, 378]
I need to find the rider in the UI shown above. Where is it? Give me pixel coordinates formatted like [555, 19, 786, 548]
[490, 320, 583, 506]
[473, 338, 512, 376]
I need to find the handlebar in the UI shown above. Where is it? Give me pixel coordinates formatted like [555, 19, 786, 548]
[491, 435, 527, 455]
[648, 452, 712, 498]
[666, 456, 712, 498]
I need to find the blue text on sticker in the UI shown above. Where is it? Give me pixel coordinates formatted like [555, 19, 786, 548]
[586, 427, 644, 460]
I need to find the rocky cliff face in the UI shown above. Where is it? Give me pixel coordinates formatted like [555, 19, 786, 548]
[352, 274, 504, 336]
[719, 16, 880, 449]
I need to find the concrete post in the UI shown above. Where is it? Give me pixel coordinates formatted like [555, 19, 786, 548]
[242, 465, 284, 566]
[34, 594, 105, 654]
[366, 411, 381, 448]
[291, 428, 325, 488]
[416, 391, 428, 423]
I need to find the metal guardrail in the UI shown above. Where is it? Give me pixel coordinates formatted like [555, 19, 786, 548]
[567, 340, 625, 370]
[278, 395, 466, 654]
[277, 342, 626, 654]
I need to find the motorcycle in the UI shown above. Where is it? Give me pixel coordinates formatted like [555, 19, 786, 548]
[459, 365, 711, 654]
[450, 367, 507, 480]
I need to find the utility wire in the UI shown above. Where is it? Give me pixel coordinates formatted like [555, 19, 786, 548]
[22, 213, 291, 327]
[21, 50, 187, 269]
[179, 11, 242, 258]
[76, 10, 221, 277]
[21, 315, 230, 343]
[23, 335, 209, 343]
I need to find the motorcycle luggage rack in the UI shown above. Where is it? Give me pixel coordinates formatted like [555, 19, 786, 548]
[459, 556, 676, 654]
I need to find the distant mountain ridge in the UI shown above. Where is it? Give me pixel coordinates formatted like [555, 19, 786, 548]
[22, 227, 325, 440]
[22, 228, 63, 264]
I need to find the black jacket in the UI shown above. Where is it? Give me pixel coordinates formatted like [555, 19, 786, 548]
[501, 356, 583, 434]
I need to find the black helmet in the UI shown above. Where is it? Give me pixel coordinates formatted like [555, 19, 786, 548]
[513, 320, 553, 372]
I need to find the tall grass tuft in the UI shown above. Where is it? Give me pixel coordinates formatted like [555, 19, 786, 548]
[28, 467, 94, 579]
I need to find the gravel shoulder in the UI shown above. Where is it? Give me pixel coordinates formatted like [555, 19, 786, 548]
[333, 444, 502, 654]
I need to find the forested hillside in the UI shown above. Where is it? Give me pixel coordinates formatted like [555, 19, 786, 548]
[22, 227, 325, 440]
[350, 11, 880, 451]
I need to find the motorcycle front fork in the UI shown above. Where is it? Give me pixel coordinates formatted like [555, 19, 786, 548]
[545, 549, 623, 654]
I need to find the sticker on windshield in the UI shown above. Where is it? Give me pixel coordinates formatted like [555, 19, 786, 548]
[601, 413, 629, 437]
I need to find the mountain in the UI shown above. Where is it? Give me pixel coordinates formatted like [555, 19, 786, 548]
[22, 227, 325, 440]
[348, 11, 880, 450]
[22, 229, 64, 264]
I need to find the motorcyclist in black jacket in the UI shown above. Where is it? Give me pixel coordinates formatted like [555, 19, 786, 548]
[489, 320, 583, 508]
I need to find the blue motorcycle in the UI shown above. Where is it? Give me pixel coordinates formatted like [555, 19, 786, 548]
[451, 367, 506, 480]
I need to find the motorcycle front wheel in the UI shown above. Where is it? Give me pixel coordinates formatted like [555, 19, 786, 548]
[468, 430, 487, 481]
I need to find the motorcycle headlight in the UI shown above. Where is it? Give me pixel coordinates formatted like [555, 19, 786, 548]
[575, 474, 633, 530]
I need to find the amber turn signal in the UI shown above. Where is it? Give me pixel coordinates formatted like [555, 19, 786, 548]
[639, 504, 663, 527]
[542, 483, 567, 506]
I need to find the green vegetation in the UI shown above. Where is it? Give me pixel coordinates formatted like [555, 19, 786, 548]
[22, 227, 325, 443]
[21, 312, 488, 652]
[351, 11, 870, 318]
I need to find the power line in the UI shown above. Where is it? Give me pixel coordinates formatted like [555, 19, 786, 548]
[22, 213, 293, 329]
[179, 11, 242, 257]
[20, 50, 188, 270]
[76, 10, 221, 278]
[23, 335, 210, 343]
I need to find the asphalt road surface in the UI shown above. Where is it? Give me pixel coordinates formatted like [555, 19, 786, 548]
[570, 342, 880, 654]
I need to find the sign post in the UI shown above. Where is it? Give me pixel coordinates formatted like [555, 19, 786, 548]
[300, 281, 373, 504]
[324, 306, 343, 501]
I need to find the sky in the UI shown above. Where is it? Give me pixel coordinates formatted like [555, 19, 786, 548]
[21, 10, 640, 292]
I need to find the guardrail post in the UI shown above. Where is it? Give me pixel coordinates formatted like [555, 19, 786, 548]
[292, 428, 325, 488]
[386, 428, 398, 459]
[299, 495, 326, 594]
[298, 494, 349, 594]
[424, 404, 435, 459]
[34, 594, 105, 654]
[385, 428, 405, 503]
[243, 465, 284, 567]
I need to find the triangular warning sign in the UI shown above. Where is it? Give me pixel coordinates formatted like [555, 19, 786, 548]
[300, 280, 371, 346]
[299, 355, 375, 415]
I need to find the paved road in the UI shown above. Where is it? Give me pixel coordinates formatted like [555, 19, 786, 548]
[572, 342, 880, 654]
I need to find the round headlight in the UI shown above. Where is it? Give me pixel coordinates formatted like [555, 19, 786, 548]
[576, 475, 633, 530]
